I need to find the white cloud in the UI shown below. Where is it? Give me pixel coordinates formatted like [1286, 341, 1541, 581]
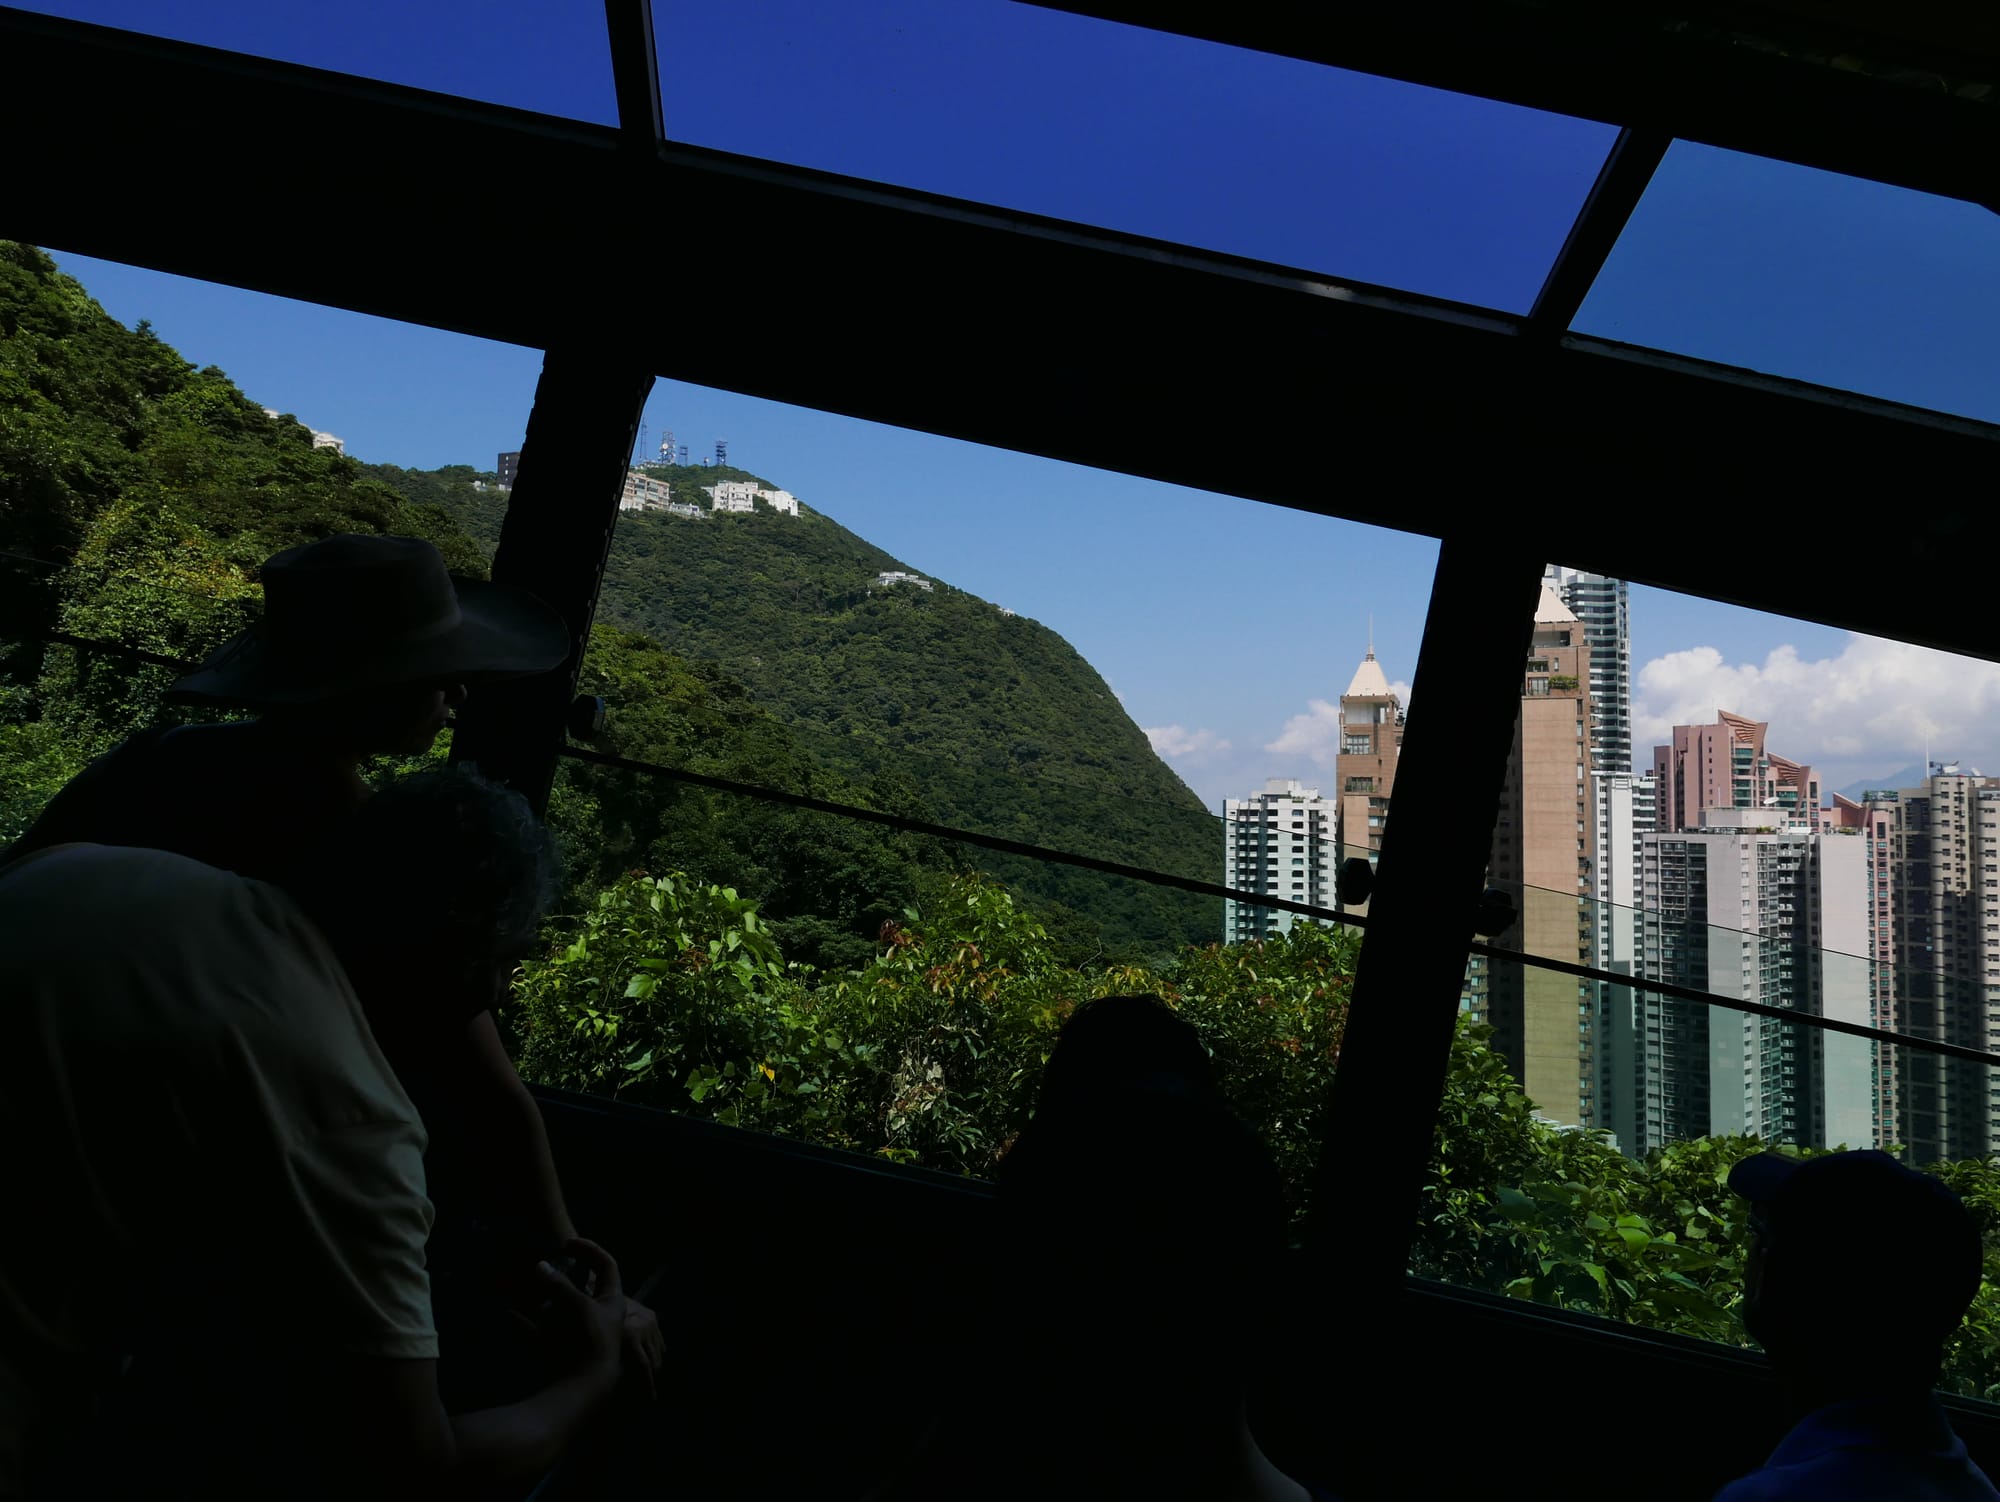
[1263, 680, 1412, 769]
[1264, 699, 1342, 766]
[1633, 635, 2000, 779]
[1145, 724, 1232, 761]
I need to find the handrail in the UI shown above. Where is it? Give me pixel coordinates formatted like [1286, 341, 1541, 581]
[13, 622, 1999, 1074]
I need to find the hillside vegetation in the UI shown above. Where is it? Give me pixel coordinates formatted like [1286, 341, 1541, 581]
[0, 241, 1215, 960]
[414, 461, 1223, 953]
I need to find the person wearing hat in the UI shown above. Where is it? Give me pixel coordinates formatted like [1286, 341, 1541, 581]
[1717, 1148, 2000, 1501]
[9, 533, 571, 883]
[4, 534, 665, 1399]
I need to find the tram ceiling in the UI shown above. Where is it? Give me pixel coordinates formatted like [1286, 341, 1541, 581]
[4, 4, 1997, 661]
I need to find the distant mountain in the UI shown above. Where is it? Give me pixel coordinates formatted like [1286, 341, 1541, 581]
[1836, 762, 1988, 800]
[416, 461, 1220, 953]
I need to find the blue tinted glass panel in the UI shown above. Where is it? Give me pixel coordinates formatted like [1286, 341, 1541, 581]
[16, 0, 618, 125]
[659, 0, 1615, 311]
[1576, 142, 2000, 423]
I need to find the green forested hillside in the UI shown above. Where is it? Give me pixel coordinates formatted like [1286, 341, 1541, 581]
[0, 242, 488, 830]
[0, 241, 1216, 958]
[421, 468, 1221, 951]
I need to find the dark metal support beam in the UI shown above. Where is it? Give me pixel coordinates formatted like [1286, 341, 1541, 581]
[1024, 1, 2000, 209]
[1527, 128, 1672, 337]
[605, 0, 664, 147]
[448, 350, 653, 811]
[8, 8, 1997, 676]
[1310, 542, 1544, 1265]
[6, 13, 2000, 658]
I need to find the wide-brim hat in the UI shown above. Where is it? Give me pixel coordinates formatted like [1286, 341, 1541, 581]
[167, 534, 570, 707]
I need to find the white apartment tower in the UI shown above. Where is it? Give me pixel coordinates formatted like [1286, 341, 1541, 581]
[1224, 779, 1336, 943]
[1594, 769, 1657, 1153]
[1884, 769, 2000, 1164]
[1546, 565, 1632, 775]
[1634, 810, 1874, 1156]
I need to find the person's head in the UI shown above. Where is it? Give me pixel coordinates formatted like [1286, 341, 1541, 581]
[1033, 992, 1221, 1114]
[263, 679, 470, 757]
[995, 998, 1289, 1488]
[167, 534, 568, 755]
[1730, 1149, 1984, 1396]
[287, 764, 562, 1053]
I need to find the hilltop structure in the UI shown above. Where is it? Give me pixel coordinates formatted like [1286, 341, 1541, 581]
[706, 480, 800, 515]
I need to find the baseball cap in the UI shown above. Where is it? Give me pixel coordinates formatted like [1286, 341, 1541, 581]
[1729, 1149, 1984, 1339]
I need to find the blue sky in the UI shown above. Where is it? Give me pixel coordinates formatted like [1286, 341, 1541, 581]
[26, 0, 2000, 818]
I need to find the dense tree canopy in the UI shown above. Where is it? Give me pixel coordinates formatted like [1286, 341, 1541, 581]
[510, 864, 2000, 1399]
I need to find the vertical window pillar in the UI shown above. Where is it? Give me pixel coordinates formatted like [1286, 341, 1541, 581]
[449, 347, 653, 810]
[1311, 542, 1547, 1270]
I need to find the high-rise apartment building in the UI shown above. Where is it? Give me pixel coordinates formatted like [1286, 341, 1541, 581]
[1879, 769, 2000, 1164]
[1335, 645, 1403, 889]
[1594, 770, 1656, 1153]
[1633, 811, 1873, 1155]
[497, 450, 521, 489]
[1223, 779, 1336, 943]
[1465, 584, 1598, 1128]
[1546, 566, 1632, 775]
[1653, 710, 1821, 834]
[1824, 789, 1901, 1148]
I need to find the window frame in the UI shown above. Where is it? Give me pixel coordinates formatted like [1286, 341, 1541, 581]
[9, 0, 2000, 1357]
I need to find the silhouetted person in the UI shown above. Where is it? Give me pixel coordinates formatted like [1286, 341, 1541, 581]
[876, 996, 1335, 1502]
[1, 768, 626, 1498]
[9, 534, 562, 886]
[1717, 1149, 2000, 1501]
[4, 534, 664, 1391]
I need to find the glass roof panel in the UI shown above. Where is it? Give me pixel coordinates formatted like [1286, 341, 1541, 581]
[658, 0, 1617, 312]
[15, 0, 618, 125]
[1575, 142, 2000, 423]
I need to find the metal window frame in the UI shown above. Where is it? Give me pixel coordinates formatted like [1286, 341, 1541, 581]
[6, 0, 1999, 1297]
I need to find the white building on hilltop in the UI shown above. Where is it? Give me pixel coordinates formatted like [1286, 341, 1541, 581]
[875, 570, 933, 591]
[705, 480, 800, 515]
[1223, 778, 1336, 943]
[259, 407, 342, 453]
[619, 469, 673, 511]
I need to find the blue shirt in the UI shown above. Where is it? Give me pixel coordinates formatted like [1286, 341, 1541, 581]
[1715, 1394, 2000, 1502]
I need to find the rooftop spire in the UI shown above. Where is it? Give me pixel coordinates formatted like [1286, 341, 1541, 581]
[1345, 640, 1393, 700]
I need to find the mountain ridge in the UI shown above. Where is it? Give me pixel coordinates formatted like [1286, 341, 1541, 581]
[403, 462, 1221, 952]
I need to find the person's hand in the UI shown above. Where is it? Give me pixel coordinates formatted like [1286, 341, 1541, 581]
[619, 1295, 664, 1400]
[521, 1236, 624, 1388]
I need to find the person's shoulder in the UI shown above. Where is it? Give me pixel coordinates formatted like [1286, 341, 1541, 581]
[1712, 1474, 1788, 1502]
[0, 839, 236, 896]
